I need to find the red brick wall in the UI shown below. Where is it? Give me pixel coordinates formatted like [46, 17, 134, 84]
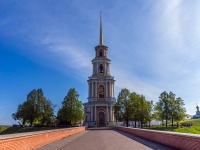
[116, 126, 200, 150]
[0, 127, 85, 150]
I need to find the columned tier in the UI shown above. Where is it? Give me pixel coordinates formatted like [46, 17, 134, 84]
[88, 81, 115, 99]
[83, 102, 115, 127]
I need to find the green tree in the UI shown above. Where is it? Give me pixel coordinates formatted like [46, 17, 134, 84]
[154, 91, 170, 127]
[137, 95, 151, 128]
[154, 100, 165, 126]
[155, 91, 186, 127]
[57, 88, 84, 125]
[116, 88, 133, 127]
[130, 92, 140, 127]
[40, 99, 56, 126]
[171, 97, 186, 127]
[12, 89, 55, 126]
[12, 102, 29, 125]
[146, 100, 154, 128]
[113, 102, 123, 122]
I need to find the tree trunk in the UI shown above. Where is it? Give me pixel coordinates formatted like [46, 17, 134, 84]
[172, 116, 174, 127]
[134, 121, 137, 128]
[126, 118, 128, 127]
[23, 119, 26, 126]
[149, 121, 150, 128]
[30, 119, 33, 127]
[166, 116, 168, 127]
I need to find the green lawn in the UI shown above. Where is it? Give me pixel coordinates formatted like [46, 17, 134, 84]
[0, 126, 9, 133]
[146, 119, 200, 134]
[0, 126, 60, 135]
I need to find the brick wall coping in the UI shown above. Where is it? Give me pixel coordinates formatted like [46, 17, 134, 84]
[117, 127, 200, 138]
[0, 127, 83, 140]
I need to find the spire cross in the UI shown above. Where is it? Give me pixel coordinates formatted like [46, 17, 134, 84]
[99, 11, 104, 45]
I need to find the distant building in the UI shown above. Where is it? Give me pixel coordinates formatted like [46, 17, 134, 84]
[192, 105, 200, 119]
[83, 13, 116, 127]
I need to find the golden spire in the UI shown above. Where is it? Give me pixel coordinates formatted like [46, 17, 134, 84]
[99, 11, 104, 45]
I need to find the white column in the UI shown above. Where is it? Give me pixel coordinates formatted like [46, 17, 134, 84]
[112, 83, 114, 97]
[104, 62, 106, 75]
[88, 83, 90, 98]
[95, 106, 96, 122]
[106, 82, 108, 98]
[106, 105, 108, 122]
[113, 82, 115, 97]
[91, 106, 93, 122]
[109, 82, 110, 98]
[96, 82, 97, 98]
[92, 82, 94, 98]
[110, 82, 112, 98]
[110, 106, 112, 121]
[111, 82, 113, 98]
[97, 62, 99, 74]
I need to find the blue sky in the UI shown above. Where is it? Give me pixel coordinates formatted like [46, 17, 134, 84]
[1, 0, 200, 125]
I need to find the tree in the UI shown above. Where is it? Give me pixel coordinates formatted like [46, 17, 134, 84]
[154, 100, 165, 126]
[168, 92, 176, 127]
[146, 100, 154, 128]
[12, 89, 55, 126]
[171, 97, 186, 126]
[113, 102, 123, 122]
[130, 92, 141, 127]
[40, 99, 56, 126]
[137, 95, 152, 128]
[116, 88, 133, 127]
[12, 102, 29, 125]
[57, 88, 84, 125]
[154, 91, 186, 127]
[154, 91, 170, 127]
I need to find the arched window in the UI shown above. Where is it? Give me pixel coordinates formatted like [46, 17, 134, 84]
[98, 85, 104, 98]
[99, 50, 103, 57]
[99, 64, 104, 73]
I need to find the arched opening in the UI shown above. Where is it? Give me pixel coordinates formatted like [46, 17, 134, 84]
[98, 85, 104, 98]
[99, 64, 104, 73]
[98, 111, 105, 127]
[99, 50, 103, 57]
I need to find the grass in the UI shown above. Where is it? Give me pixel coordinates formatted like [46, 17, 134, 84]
[0, 126, 61, 135]
[145, 119, 200, 134]
[0, 126, 9, 133]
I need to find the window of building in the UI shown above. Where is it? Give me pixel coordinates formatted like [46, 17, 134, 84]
[99, 85, 104, 98]
[99, 64, 104, 73]
[99, 50, 103, 57]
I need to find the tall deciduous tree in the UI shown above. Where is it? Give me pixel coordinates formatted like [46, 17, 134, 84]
[115, 88, 132, 127]
[154, 91, 186, 127]
[12, 89, 55, 126]
[57, 88, 84, 125]
[130, 92, 141, 127]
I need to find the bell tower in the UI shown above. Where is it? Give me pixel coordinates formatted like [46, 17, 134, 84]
[84, 12, 116, 127]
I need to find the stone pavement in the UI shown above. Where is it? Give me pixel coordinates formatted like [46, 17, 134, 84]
[35, 128, 178, 150]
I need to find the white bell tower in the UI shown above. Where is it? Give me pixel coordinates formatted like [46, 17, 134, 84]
[84, 12, 116, 127]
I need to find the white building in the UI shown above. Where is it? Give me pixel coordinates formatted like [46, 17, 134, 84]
[83, 13, 116, 127]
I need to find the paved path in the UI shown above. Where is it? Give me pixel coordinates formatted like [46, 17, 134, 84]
[35, 128, 177, 150]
